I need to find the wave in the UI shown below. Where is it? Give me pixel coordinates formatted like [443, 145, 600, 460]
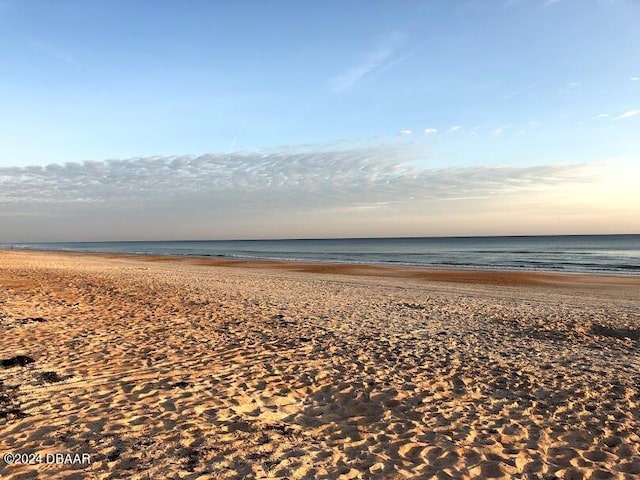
[5, 237, 640, 275]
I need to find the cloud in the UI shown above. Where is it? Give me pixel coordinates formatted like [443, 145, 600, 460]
[0, 144, 609, 241]
[504, 82, 538, 100]
[424, 128, 438, 135]
[27, 38, 81, 67]
[327, 32, 407, 93]
[493, 127, 505, 136]
[593, 113, 611, 119]
[544, 0, 561, 7]
[631, 77, 640, 82]
[0, 145, 594, 210]
[559, 82, 581, 95]
[448, 126, 462, 133]
[398, 129, 413, 137]
[616, 109, 640, 120]
[504, 80, 544, 101]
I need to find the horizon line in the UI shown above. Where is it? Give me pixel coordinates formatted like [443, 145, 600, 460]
[4, 232, 639, 245]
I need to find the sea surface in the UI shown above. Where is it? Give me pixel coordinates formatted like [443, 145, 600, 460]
[4, 235, 640, 275]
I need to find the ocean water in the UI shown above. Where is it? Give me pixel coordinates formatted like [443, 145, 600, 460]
[4, 235, 640, 275]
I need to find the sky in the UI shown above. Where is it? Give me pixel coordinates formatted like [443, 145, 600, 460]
[1, 0, 639, 242]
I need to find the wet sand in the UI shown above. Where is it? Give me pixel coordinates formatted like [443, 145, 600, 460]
[1, 250, 639, 479]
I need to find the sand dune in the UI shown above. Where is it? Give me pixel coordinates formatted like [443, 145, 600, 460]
[1, 250, 639, 479]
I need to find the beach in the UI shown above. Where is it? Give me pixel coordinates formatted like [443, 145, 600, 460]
[1, 250, 639, 479]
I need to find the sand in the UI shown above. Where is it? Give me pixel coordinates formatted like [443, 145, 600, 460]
[1, 250, 639, 480]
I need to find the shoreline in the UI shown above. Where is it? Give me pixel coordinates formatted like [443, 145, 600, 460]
[3, 247, 640, 288]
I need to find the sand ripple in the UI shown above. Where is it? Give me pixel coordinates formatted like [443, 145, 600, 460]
[1, 251, 639, 479]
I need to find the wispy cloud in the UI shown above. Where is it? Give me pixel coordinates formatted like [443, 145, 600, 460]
[504, 90, 525, 101]
[424, 128, 438, 135]
[544, 0, 561, 7]
[616, 109, 639, 120]
[27, 37, 81, 67]
[327, 32, 407, 93]
[631, 77, 640, 82]
[448, 126, 462, 133]
[504, 82, 538, 100]
[559, 81, 581, 95]
[593, 113, 611, 119]
[228, 118, 247, 153]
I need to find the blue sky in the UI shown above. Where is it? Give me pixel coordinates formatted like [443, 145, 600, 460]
[1, 0, 639, 241]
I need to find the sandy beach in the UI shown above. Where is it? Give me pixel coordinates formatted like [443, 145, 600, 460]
[1, 250, 639, 479]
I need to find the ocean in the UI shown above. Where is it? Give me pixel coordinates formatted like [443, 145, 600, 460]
[4, 235, 640, 275]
